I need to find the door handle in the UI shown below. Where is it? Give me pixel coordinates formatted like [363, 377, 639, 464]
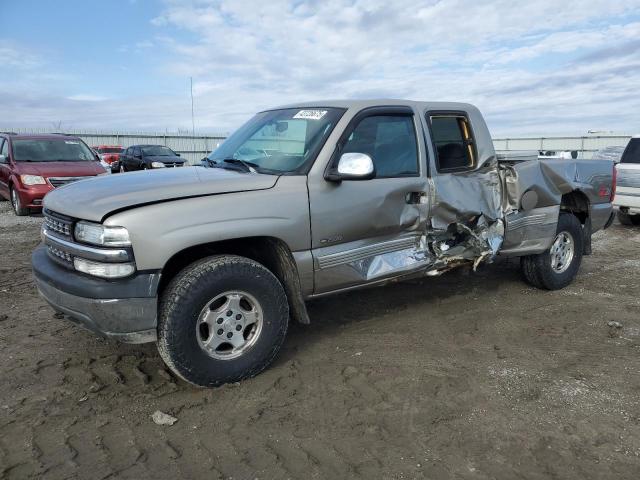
[406, 191, 428, 204]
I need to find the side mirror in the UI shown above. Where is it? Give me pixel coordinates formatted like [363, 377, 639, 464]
[326, 152, 375, 181]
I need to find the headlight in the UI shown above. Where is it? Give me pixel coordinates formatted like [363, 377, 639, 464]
[74, 258, 135, 279]
[74, 221, 131, 246]
[20, 174, 46, 185]
[151, 161, 165, 168]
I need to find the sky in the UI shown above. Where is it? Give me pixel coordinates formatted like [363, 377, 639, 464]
[1, 0, 640, 137]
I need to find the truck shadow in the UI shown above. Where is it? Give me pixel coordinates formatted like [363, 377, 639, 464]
[275, 257, 523, 366]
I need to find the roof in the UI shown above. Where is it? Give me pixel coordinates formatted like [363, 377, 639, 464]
[0, 133, 81, 141]
[267, 99, 477, 112]
[127, 144, 171, 148]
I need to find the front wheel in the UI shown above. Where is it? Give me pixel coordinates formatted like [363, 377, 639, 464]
[521, 213, 584, 290]
[10, 187, 29, 216]
[158, 255, 289, 387]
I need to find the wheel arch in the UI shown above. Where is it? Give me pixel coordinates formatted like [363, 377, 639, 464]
[560, 190, 590, 224]
[560, 190, 591, 254]
[158, 236, 311, 324]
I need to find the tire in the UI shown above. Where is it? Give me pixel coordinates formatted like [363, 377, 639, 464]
[119, 164, 126, 173]
[617, 210, 640, 226]
[158, 255, 289, 387]
[10, 187, 29, 216]
[521, 213, 583, 290]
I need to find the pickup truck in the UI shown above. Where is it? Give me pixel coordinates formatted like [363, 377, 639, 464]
[613, 135, 640, 225]
[32, 100, 616, 387]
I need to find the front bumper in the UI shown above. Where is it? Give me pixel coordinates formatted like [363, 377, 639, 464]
[32, 245, 160, 343]
[17, 184, 53, 208]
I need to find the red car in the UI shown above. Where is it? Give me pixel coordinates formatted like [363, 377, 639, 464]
[93, 144, 123, 173]
[0, 133, 106, 215]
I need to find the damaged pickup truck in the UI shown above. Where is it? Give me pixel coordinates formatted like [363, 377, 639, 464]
[32, 100, 616, 387]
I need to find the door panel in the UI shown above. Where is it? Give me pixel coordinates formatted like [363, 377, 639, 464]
[310, 178, 430, 293]
[423, 110, 503, 230]
[309, 110, 430, 294]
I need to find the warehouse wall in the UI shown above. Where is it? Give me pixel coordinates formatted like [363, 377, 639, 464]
[493, 135, 632, 159]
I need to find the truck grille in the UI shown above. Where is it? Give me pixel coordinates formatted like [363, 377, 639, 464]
[43, 210, 74, 238]
[43, 210, 76, 268]
[164, 163, 184, 168]
[48, 177, 87, 188]
[47, 244, 73, 265]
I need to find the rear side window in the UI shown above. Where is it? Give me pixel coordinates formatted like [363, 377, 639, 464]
[621, 139, 640, 164]
[429, 114, 476, 172]
[0, 139, 7, 157]
[342, 115, 419, 178]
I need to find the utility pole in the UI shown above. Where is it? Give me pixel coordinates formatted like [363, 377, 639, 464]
[190, 76, 196, 161]
[190, 77, 195, 136]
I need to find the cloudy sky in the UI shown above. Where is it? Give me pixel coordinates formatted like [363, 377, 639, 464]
[2, 0, 640, 136]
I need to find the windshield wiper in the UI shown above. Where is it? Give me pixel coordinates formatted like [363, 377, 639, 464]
[221, 158, 260, 173]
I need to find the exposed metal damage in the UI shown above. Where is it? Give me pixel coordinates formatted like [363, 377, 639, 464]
[346, 214, 505, 281]
[345, 165, 509, 281]
[422, 162, 505, 276]
[426, 216, 505, 275]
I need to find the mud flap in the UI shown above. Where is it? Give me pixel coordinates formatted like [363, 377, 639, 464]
[583, 216, 592, 256]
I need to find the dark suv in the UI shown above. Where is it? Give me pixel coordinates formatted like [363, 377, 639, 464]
[0, 133, 106, 215]
[119, 145, 185, 172]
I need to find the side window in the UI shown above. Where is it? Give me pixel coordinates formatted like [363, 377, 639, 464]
[133, 147, 141, 157]
[621, 138, 640, 164]
[429, 114, 476, 172]
[342, 115, 419, 178]
[0, 139, 7, 158]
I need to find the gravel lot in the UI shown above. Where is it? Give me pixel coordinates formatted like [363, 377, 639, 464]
[0, 200, 639, 479]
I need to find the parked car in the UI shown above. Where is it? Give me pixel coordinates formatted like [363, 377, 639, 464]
[613, 135, 640, 225]
[538, 150, 579, 159]
[32, 100, 615, 387]
[119, 145, 185, 172]
[93, 145, 122, 173]
[0, 133, 106, 215]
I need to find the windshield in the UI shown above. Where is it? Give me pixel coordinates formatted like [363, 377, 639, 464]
[142, 146, 176, 156]
[97, 147, 122, 154]
[13, 139, 97, 162]
[621, 139, 640, 164]
[207, 107, 345, 174]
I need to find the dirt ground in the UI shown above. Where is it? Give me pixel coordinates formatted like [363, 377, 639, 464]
[0, 201, 639, 480]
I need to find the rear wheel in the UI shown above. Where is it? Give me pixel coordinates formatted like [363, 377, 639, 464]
[521, 213, 583, 290]
[10, 187, 29, 216]
[158, 255, 289, 387]
[617, 209, 640, 226]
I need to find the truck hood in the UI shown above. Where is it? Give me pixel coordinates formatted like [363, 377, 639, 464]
[43, 167, 279, 222]
[14, 161, 106, 178]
